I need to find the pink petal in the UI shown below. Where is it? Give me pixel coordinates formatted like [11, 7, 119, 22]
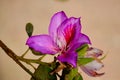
[84, 60, 104, 71]
[80, 65, 104, 77]
[57, 17, 81, 49]
[26, 35, 59, 54]
[86, 47, 103, 57]
[57, 51, 77, 67]
[70, 33, 91, 51]
[78, 33, 91, 45]
[49, 11, 67, 42]
[80, 60, 104, 77]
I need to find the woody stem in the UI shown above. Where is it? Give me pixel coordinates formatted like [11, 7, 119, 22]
[0, 40, 34, 77]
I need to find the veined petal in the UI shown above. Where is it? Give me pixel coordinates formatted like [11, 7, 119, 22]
[26, 35, 59, 54]
[57, 51, 77, 67]
[80, 60, 104, 77]
[49, 11, 67, 42]
[70, 33, 91, 51]
[80, 66, 104, 77]
[57, 17, 81, 49]
[86, 47, 103, 57]
[83, 60, 104, 71]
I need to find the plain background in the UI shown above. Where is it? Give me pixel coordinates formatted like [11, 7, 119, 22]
[0, 0, 120, 80]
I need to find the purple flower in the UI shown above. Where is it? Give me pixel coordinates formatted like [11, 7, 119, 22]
[80, 47, 104, 77]
[26, 11, 91, 67]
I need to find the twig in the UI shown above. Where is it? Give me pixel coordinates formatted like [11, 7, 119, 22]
[21, 48, 29, 58]
[0, 40, 34, 77]
[17, 56, 48, 65]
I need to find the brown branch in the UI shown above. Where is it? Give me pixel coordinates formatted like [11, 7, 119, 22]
[0, 40, 34, 77]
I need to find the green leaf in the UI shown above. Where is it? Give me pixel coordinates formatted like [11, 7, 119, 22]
[61, 68, 84, 80]
[31, 64, 57, 80]
[77, 58, 94, 66]
[26, 23, 33, 37]
[76, 44, 89, 58]
[77, 44, 94, 66]
[50, 61, 60, 70]
[65, 68, 78, 80]
[60, 68, 78, 80]
[73, 73, 83, 80]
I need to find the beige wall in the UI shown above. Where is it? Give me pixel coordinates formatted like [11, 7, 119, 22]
[0, 0, 120, 80]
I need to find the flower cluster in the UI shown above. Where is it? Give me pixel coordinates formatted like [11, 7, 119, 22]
[26, 11, 104, 79]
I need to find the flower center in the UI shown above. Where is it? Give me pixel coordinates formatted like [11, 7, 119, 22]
[64, 25, 75, 47]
